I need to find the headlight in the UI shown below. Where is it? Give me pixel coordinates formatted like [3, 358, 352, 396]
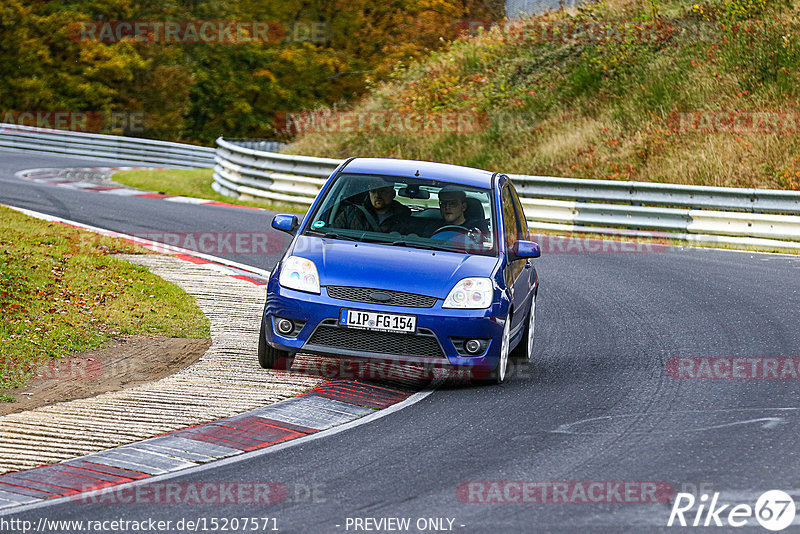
[443, 277, 493, 309]
[279, 256, 320, 294]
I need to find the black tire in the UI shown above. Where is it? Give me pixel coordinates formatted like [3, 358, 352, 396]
[511, 294, 536, 362]
[258, 316, 295, 370]
[470, 317, 510, 385]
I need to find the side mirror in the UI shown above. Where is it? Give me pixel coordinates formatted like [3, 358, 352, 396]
[272, 214, 299, 234]
[514, 240, 541, 259]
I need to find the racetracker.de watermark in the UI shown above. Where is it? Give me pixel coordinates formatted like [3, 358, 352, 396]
[274, 110, 547, 135]
[667, 357, 800, 379]
[273, 356, 556, 383]
[455, 18, 798, 44]
[667, 111, 800, 135]
[68, 21, 329, 44]
[454, 19, 677, 43]
[38, 357, 103, 380]
[456, 481, 674, 503]
[71, 482, 286, 504]
[130, 232, 288, 255]
[276, 357, 473, 381]
[529, 234, 668, 254]
[0, 111, 147, 134]
[274, 110, 491, 135]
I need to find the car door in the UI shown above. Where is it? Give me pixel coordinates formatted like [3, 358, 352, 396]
[508, 180, 534, 311]
[501, 180, 530, 335]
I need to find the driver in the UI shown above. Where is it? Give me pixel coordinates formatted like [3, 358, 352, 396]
[333, 177, 411, 233]
[432, 185, 488, 235]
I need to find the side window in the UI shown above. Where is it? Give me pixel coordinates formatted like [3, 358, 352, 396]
[501, 186, 517, 252]
[508, 182, 529, 242]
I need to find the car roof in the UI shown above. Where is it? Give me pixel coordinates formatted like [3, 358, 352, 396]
[342, 157, 497, 189]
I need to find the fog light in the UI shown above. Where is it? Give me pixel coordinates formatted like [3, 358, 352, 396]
[464, 339, 482, 355]
[276, 318, 294, 335]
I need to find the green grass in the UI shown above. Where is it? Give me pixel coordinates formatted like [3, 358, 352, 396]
[0, 206, 210, 398]
[286, 0, 800, 190]
[113, 168, 306, 213]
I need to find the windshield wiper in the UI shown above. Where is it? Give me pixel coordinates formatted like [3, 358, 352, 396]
[307, 230, 359, 242]
[390, 239, 449, 251]
[309, 230, 449, 251]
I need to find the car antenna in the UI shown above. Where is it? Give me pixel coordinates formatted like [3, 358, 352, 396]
[414, 170, 420, 176]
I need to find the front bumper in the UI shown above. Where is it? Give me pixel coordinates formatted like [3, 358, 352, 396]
[264, 279, 508, 369]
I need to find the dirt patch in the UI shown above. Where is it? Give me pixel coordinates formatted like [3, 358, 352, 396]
[0, 336, 211, 416]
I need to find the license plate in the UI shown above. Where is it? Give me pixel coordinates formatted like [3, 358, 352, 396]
[339, 309, 416, 333]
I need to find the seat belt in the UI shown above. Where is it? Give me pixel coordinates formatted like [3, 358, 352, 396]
[355, 204, 381, 232]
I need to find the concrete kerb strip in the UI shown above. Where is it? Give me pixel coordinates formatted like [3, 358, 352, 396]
[0, 388, 435, 516]
[0, 382, 427, 514]
[0, 204, 433, 512]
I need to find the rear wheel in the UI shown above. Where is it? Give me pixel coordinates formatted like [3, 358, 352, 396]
[258, 316, 295, 370]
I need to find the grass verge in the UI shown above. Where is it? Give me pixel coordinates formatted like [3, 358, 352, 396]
[0, 205, 210, 400]
[113, 168, 307, 214]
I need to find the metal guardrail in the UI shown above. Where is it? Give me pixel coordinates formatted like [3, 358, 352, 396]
[213, 138, 800, 249]
[509, 175, 800, 214]
[0, 123, 215, 168]
[212, 137, 338, 204]
[222, 139, 285, 153]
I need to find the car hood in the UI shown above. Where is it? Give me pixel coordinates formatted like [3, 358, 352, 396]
[290, 235, 499, 298]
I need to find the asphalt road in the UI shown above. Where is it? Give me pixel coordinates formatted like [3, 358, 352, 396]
[3, 151, 800, 532]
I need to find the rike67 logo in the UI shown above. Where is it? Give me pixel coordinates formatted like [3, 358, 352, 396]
[668, 490, 796, 531]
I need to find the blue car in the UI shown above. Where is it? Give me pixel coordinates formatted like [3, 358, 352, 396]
[259, 157, 540, 384]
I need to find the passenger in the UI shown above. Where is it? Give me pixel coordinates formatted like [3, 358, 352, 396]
[432, 185, 489, 235]
[333, 178, 411, 233]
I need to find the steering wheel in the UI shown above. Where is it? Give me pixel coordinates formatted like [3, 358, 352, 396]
[431, 225, 485, 253]
[431, 225, 470, 238]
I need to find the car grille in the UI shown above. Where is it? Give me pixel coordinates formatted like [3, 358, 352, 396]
[326, 286, 437, 308]
[306, 320, 445, 359]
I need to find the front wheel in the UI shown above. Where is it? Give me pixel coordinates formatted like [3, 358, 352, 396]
[471, 317, 510, 385]
[511, 294, 536, 362]
[258, 316, 295, 370]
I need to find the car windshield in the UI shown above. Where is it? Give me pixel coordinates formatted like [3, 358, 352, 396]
[304, 173, 497, 256]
